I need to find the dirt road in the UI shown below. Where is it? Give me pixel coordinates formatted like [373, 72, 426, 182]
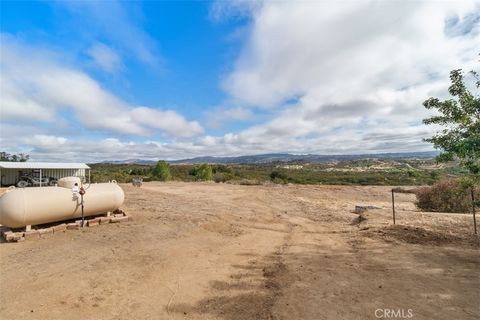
[0, 182, 478, 319]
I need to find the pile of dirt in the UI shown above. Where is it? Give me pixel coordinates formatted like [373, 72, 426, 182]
[363, 224, 480, 247]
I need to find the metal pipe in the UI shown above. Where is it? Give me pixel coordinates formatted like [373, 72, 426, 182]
[80, 193, 85, 227]
[391, 189, 396, 225]
[472, 187, 477, 235]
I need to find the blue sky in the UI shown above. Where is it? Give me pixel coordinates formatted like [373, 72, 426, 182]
[0, 0, 479, 161]
[1, 1, 250, 132]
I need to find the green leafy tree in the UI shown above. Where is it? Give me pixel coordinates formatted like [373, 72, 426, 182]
[423, 68, 479, 185]
[152, 160, 171, 181]
[194, 163, 213, 181]
[0, 152, 29, 162]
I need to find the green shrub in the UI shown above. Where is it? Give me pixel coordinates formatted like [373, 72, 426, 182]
[152, 160, 171, 181]
[213, 165, 232, 174]
[415, 179, 479, 213]
[91, 170, 130, 183]
[190, 163, 213, 181]
[270, 170, 287, 181]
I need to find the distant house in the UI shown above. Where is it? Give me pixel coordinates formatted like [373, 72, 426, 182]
[0, 162, 90, 187]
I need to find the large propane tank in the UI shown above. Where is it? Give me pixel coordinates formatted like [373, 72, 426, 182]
[57, 176, 82, 189]
[0, 182, 124, 228]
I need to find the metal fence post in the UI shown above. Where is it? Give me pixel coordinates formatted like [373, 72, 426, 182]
[471, 187, 477, 235]
[391, 189, 396, 225]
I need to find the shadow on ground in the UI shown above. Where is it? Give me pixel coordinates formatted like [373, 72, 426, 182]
[170, 250, 289, 320]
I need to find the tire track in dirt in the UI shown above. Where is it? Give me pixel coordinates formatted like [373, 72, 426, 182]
[168, 195, 297, 320]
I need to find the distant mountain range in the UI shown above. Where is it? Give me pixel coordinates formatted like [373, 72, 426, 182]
[99, 151, 439, 165]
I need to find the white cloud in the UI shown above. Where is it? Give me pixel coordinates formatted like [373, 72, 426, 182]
[11, 136, 198, 162]
[131, 107, 203, 137]
[224, 1, 479, 106]
[0, 77, 56, 122]
[0, 34, 203, 138]
[206, 106, 253, 129]
[87, 43, 123, 74]
[221, 106, 253, 121]
[12, 125, 435, 162]
[31, 135, 68, 146]
[213, 0, 479, 153]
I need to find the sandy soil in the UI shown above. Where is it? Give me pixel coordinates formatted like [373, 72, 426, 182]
[0, 182, 478, 320]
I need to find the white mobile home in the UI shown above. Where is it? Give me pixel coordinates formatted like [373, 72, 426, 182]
[0, 162, 90, 187]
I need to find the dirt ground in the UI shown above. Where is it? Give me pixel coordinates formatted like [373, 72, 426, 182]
[0, 182, 478, 320]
